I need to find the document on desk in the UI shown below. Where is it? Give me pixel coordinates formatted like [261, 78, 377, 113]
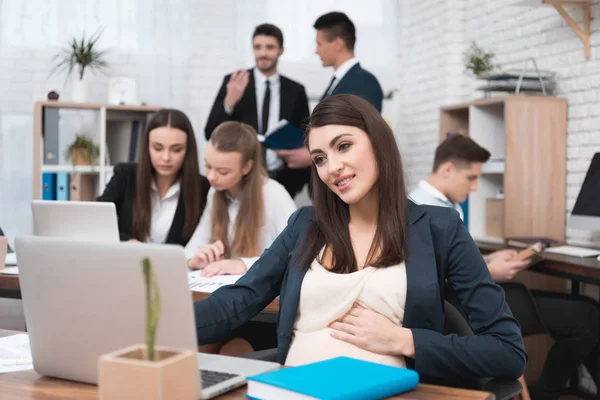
[0, 334, 33, 373]
[188, 271, 243, 293]
[1, 267, 19, 275]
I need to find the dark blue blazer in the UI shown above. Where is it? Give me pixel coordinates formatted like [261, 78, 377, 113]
[323, 63, 384, 112]
[194, 202, 527, 380]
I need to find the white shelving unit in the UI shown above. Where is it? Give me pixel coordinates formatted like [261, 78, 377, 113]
[34, 101, 162, 200]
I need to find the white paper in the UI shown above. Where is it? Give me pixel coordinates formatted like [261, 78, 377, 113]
[1, 267, 19, 275]
[5, 253, 17, 266]
[188, 271, 243, 293]
[0, 334, 33, 373]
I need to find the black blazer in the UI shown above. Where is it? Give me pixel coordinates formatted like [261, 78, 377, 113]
[194, 203, 527, 381]
[323, 63, 384, 112]
[96, 163, 210, 246]
[204, 69, 311, 197]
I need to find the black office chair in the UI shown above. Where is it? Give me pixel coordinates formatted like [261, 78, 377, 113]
[239, 300, 523, 400]
[432, 300, 524, 400]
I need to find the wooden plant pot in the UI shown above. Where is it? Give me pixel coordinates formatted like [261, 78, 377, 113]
[98, 344, 199, 400]
[71, 148, 93, 166]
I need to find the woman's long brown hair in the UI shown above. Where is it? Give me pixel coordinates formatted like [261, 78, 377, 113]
[297, 94, 409, 273]
[209, 121, 267, 258]
[132, 109, 204, 243]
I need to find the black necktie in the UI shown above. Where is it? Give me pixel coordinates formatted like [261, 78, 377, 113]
[321, 76, 336, 100]
[262, 80, 271, 134]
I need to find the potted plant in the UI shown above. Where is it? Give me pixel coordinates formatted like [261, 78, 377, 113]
[50, 29, 109, 102]
[464, 41, 496, 78]
[66, 135, 100, 166]
[98, 258, 198, 400]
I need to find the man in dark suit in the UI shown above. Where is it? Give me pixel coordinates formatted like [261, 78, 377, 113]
[277, 12, 384, 172]
[205, 24, 310, 199]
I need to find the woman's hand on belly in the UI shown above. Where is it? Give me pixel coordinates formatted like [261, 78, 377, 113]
[329, 303, 415, 358]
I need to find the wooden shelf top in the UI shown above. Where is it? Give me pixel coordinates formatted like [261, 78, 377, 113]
[34, 101, 163, 112]
[440, 94, 566, 112]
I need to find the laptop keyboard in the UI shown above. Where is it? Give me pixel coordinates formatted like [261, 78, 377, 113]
[200, 369, 240, 389]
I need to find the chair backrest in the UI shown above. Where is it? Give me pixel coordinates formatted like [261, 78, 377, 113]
[500, 282, 547, 337]
[443, 300, 474, 336]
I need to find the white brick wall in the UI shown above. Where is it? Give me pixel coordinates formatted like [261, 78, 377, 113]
[399, 0, 600, 247]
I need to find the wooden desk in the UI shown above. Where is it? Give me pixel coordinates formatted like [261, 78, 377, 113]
[476, 240, 600, 293]
[0, 330, 494, 400]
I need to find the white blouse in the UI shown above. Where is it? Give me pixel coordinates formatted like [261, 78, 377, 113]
[149, 180, 180, 243]
[184, 178, 297, 269]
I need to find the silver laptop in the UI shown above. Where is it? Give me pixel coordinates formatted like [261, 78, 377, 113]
[31, 200, 119, 242]
[15, 236, 279, 399]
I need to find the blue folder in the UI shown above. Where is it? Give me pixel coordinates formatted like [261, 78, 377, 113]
[42, 172, 56, 200]
[262, 120, 305, 150]
[56, 172, 70, 201]
[246, 356, 419, 400]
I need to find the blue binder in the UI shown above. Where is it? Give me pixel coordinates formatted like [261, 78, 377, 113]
[56, 172, 70, 201]
[42, 172, 57, 200]
[263, 121, 304, 150]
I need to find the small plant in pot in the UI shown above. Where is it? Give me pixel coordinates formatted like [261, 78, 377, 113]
[66, 135, 99, 166]
[464, 41, 496, 78]
[49, 29, 109, 102]
[98, 258, 199, 400]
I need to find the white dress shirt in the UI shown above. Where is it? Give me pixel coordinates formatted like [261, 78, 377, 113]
[408, 180, 464, 221]
[327, 57, 359, 95]
[149, 180, 181, 243]
[224, 69, 283, 172]
[184, 178, 297, 270]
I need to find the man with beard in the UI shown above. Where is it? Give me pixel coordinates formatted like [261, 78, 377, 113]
[205, 24, 310, 198]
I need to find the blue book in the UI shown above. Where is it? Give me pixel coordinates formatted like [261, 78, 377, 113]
[56, 172, 70, 201]
[262, 119, 305, 150]
[246, 357, 419, 400]
[42, 172, 56, 200]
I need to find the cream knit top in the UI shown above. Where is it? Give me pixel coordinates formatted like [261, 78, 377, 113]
[285, 255, 408, 368]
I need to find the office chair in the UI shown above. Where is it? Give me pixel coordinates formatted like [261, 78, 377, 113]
[239, 300, 523, 400]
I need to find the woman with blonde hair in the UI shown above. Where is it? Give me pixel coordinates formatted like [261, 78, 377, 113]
[185, 121, 297, 274]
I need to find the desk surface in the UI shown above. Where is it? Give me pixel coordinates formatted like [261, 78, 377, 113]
[0, 330, 493, 400]
[476, 240, 600, 285]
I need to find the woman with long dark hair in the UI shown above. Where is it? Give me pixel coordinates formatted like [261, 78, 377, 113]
[97, 108, 209, 246]
[193, 95, 526, 381]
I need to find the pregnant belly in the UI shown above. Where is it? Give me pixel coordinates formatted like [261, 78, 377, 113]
[284, 328, 406, 368]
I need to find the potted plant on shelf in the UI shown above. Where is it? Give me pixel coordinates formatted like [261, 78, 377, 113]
[49, 29, 109, 102]
[66, 135, 100, 166]
[464, 41, 496, 78]
[98, 258, 198, 400]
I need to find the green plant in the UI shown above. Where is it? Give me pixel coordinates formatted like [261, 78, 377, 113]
[142, 258, 161, 361]
[65, 135, 100, 165]
[50, 29, 109, 81]
[464, 41, 496, 77]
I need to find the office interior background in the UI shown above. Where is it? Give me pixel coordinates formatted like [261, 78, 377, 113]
[1, 0, 600, 392]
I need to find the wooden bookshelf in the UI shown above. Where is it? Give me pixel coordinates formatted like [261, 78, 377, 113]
[33, 101, 163, 200]
[440, 95, 567, 242]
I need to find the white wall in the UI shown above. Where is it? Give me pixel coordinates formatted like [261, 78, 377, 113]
[398, 0, 600, 247]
